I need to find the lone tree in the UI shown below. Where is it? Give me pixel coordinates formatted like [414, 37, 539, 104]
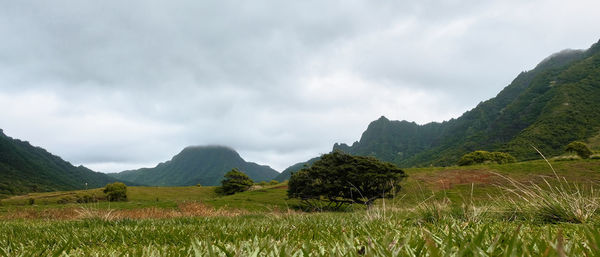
[457, 151, 516, 166]
[565, 141, 592, 159]
[103, 182, 127, 202]
[217, 168, 254, 195]
[288, 151, 407, 209]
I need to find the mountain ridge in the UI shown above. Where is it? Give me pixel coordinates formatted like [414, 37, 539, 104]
[0, 129, 133, 198]
[110, 145, 279, 186]
[275, 38, 600, 181]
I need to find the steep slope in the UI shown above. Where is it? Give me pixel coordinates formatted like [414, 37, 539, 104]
[273, 156, 320, 182]
[332, 39, 600, 167]
[0, 129, 130, 198]
[111, 146, 279, 186]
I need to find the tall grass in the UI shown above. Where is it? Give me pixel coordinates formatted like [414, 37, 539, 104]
[494, 146, 600, 223]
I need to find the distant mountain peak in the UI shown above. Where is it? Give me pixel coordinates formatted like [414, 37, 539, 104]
[536, 48, 585, 69]
[587, 38, 600, 55]
[376, 116, 390, 122]
[111, 145, 278, 186]
[182, 145, 236, 151]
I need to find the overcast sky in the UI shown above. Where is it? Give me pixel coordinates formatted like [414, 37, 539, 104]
[1, 0, 599, 173]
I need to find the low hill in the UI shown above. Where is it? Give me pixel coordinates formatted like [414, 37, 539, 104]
[0, 129, 131, 198]
[110, 146, 279, 186]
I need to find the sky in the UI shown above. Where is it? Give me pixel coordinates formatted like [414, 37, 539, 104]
[1, 0, 600, 173]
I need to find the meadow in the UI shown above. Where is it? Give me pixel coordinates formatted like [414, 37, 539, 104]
[1, 159, 600, 256]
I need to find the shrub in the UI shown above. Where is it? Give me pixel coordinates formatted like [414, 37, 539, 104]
[457, 151, 516, 166]
[288, 151, 407, 209]
[565, 141, 592, 159]
[257, 181, 268, 186]
[76, 194, 96, 203]
[57, 197, 71, 204]
[103, 182, 127, 202]
[216, 168, 254, 195]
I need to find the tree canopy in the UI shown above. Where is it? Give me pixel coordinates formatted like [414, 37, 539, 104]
[103, 182, 127, 202]
[217, 168, 254, 195]
[565, 141, 592, 159]
[457, 151, 516, 166]
[287, 151, 407, 209]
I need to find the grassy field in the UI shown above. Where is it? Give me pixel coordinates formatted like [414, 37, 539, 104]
[1, 211, 600, 256]
[1, 159, 600, 256]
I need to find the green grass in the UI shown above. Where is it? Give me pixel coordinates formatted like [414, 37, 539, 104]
[397, 159, 600, 206]
[1, 159, 600, 255]
[1, 211, 599, 256]
[205, 186, 300, 212]
[2, 158, 599, 212]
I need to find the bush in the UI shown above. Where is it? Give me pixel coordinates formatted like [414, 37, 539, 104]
[216, 168, 254, 195]
[288, 151, 407, 209]
[457, 151, 516, 166]
[565, 141, 592, 159]
[57, 197, 71, 204]
[103, 182, 127, 202]
[76, 194, 97, 203]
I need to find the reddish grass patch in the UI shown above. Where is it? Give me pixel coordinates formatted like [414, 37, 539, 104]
[0, 202, 245, 221]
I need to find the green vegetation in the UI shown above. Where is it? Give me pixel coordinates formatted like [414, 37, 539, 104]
[565, 141, 593, 159]
[2, 211, 600, 256]
[0, 129, 133, 199]
[1, 159, 600, 255]
[3, 159, 599, 210]
[110, 146, 278, 186]
[216, 169, 254, 195]
[289, 152, 406, 209]
[327, 39, 600, 168]
[457, 151, 516, 166]
[103, 182, 127, 202]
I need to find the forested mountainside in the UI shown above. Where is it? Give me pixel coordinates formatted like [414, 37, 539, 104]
[276, 39, 600, 181]
[111, 146, 279, 186]
[0, 130, 131, 198]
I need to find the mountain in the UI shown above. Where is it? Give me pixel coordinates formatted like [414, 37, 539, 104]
[276, 39, 600, 180]
[0, 129, 130, 198]
[273, 156, 320, 182]
[110, 146, 279, 186]
[333, 39, 600, 167]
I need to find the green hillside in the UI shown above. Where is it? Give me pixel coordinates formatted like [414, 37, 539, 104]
[110, 146, 279, 186]
[0, 129, 132, 199]
[273, 156, 320, 182]
[332, 39, 600, 168]
[4, 158, 600, 213]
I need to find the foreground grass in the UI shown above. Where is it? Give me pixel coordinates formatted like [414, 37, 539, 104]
[1, 210, 599, 256]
